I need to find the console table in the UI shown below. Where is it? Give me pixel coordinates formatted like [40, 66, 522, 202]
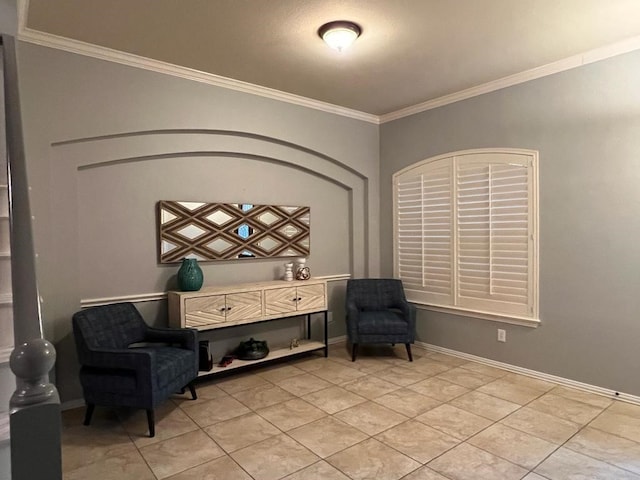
[168, 278, 328, 376]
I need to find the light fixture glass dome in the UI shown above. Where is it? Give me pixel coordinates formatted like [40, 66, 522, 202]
[318, 21, 361, 52]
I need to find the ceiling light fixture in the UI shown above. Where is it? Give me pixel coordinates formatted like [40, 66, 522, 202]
[318, 21, 361, 52]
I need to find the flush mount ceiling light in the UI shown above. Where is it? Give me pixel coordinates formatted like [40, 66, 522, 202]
[318, 21, 361, 52]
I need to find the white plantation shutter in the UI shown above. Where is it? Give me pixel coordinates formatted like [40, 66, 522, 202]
[393, 149, 538, 321]
[395, 163, 453, 304]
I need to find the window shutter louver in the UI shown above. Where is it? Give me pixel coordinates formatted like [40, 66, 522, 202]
[395, 162, 453, 305]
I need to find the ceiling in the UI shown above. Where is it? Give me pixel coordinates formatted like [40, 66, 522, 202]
[23, 0, 640, 116]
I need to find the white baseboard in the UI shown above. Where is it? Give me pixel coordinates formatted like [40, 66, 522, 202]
[60, 398, 85, 411]
[416, 341, 640, 406]
[65, 337, 638, 410]
[327, 335, 347, 345]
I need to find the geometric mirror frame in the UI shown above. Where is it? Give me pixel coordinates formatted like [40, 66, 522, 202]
[158, 200, 310, 263]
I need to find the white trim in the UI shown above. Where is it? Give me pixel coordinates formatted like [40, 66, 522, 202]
[80, 274, 352, 307]
[414, 304, 540, 328]
[380, 34, 640, 123]
[416, 341, 640, 406]
[16, 27, 379, 125]
[60, 398, 85, 412]
[328, 335, 348, 345]
[61, 335, 640, 409]
[81, 292, 167, 308]
[315, 274, 351, 282]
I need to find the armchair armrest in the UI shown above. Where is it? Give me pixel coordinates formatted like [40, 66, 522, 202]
[345, 300, 361, 341]
[144, 327, 197, 351]
[394, 301, 415, 323]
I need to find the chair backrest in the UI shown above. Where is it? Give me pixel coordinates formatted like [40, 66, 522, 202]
[346, 278, 407, 310]
[72, 302, 148, 355]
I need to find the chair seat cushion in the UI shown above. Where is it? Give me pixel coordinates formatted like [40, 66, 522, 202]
[358, 311, 409, 335]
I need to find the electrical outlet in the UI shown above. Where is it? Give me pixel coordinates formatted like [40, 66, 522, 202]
[327, 311, 334, 323]
[497, 329, 506, 342]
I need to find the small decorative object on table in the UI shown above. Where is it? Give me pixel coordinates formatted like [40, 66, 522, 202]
[218, 355, 235, 367]
[235, 338, 269, 360]
[199, 340, 213, 371]
[177, 258, 204, 291]
[290, 338, 299, 350]
[295, 258, 310, 280]
[284, 262, 294, 281]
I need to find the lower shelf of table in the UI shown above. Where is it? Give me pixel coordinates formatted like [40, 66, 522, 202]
[197, 340, 326, 377]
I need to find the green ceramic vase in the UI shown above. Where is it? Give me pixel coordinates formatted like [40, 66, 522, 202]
[177, 258, 204, 291]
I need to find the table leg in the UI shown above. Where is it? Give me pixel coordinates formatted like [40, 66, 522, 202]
[324, 311, 328, 357]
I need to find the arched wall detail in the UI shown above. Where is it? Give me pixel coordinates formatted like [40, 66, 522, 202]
[44, 129, 370, 340]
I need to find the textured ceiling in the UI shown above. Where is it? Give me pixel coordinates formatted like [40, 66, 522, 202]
[25, 0, 640, 115]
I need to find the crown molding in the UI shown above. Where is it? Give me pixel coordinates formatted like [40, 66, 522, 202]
[16, 27, 380, 125]
[380, 34, 640, 123]
[16, 0, 640, 126]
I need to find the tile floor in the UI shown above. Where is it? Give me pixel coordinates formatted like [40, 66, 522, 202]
[61, 344, 640, 479]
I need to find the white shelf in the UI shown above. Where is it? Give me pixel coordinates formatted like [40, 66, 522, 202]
[198, 340, 325, 377]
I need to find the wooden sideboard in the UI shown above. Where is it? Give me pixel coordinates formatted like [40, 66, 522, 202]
[168, 278, 328, 375]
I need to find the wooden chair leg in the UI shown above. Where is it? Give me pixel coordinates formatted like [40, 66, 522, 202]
[188, 382, 197, 400]
[146, 409, 155, 438]
[351, 343, 358, 362]
[83, 403, 95, 426]
[405, 343, 413, 362]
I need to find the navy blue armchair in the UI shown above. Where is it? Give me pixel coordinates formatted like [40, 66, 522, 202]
[346, 279, 416, 362]
[72, 302, 198, 437]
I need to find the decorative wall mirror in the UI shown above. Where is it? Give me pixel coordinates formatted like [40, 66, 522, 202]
[158, 200, 310, 263]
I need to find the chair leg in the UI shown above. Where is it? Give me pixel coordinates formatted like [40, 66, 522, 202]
[188, 382, 197, 400]
[405, 343, 413, 362]
[83, 403, 95, 426]
[146, 409, 155, 438]
[351, 343, 358, 362]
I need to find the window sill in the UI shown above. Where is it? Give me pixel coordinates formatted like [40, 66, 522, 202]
[412, 302, 541, 328]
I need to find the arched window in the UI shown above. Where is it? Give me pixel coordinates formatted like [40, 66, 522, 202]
[393, 149, 539, 325]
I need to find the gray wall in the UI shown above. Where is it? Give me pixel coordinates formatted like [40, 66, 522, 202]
[16, 42, 380, 403]
[380, 50, 640, 396]
[0, 0, 17, 35]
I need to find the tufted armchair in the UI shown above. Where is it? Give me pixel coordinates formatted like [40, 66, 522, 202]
[346, 278, 416, 362]
[72, 302, 198, 437]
